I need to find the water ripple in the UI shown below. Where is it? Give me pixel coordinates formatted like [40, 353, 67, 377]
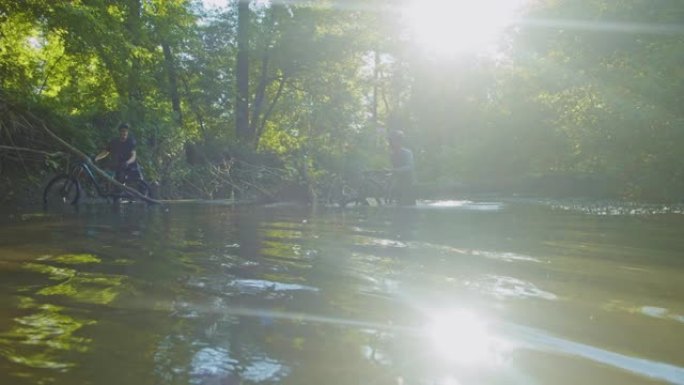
[242, 357, 290, 382]
[548, 201, 684, 216]
[508, 323, 684, 385]
[422, 200, 505, 211]
[190, 347, 237, 384]
[468, 275, 558, 300]
[226, 279, 319, 295]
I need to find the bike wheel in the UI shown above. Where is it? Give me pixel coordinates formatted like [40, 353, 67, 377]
[336, 183, 361, 207]
[122, 179, 151, 201]
[43, 175, 80, 206]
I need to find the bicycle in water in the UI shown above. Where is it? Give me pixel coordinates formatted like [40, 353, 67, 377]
[43, 158, 151, 207]
[324, 169, 396, 207]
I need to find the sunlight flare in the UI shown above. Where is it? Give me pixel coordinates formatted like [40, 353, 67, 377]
[402, 0, 526, 55]
[424, 309, 497, 365]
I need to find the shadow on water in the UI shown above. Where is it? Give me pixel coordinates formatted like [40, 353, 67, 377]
[0, 199, 682, 385]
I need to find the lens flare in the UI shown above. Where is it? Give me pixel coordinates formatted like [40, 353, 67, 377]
[402, 0, 526, 55]
[425, 309, 494, 365]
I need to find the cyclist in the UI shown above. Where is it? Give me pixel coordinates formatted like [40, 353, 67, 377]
[95, 123, 141, 183]
[387, 130, 416, 206]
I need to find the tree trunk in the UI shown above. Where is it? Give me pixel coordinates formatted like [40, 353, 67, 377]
[256, 74, 286, 146]
[235, 0, 251, 142]
[162, 42, 182, 126]
[125, 0, 145, 122]
[372, 49, 379, 129]
[250, 51, 269, 144]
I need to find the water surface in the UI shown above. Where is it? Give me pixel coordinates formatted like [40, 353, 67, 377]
[0, 200, 682, 385]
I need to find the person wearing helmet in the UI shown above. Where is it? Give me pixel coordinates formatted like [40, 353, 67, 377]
[387, 130, 416, 206]
[95, 123, 141, 182]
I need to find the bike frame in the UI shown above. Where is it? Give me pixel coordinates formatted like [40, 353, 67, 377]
[70, 161, 139, 199]
[69, 162, 109, 198]
[366, 171, 396, 205]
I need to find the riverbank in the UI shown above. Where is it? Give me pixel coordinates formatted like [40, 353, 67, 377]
[4, 167, 684, 215]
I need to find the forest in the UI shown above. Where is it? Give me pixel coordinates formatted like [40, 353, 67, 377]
[1, 0, 683, 205]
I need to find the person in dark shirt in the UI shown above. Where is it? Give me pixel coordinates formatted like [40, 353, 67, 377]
[388, 130, 416, 206]
[95, 123, 141, 182]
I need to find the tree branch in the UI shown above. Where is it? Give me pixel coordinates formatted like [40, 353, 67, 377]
[0, 145, 64, 157]
[23, 114, 162, 205]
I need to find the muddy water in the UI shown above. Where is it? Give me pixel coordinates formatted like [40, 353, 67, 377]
[0, 200, 682, 385]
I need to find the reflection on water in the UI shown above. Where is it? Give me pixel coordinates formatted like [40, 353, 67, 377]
[0, 297, 92, 371]
[605, 301, 684, 324]
[189, 346, 237, 380]
[640, 307, 684, 324]
[469, 274, 558, 300]
[0, 252, 127, 378]
[543, 199, 684, 216]
[0, 200, 683, 385]
[227, 279, 319, 296]
[507, 323, 684, 385]
[422, 200, 505, 211]
[423, 309, 507, 366]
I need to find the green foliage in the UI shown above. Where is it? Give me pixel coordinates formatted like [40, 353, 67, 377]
[2, 0, 683, 202]
[501, 0, 684, 200]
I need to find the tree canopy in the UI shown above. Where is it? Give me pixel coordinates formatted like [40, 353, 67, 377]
[1, 0, 683, 202]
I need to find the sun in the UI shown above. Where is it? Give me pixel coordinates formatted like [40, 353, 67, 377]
[401, 0, 526, 55]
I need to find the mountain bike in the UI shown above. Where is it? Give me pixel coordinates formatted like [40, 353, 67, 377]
[326, 170, 395, 207]
[43, 159, 151, 207]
